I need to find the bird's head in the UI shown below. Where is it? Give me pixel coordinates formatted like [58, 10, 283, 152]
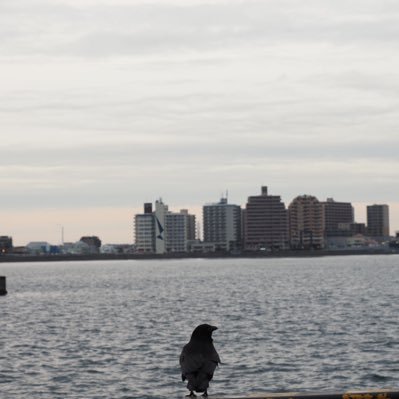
[191, 324, 218, 341]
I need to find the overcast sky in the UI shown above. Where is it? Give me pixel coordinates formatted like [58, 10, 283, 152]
[1, 0, 398, 245]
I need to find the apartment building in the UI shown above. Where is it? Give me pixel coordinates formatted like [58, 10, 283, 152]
[244, 186, 288, 251]
[135, 200, 196, 254]
[134, 203, 155, 253]
[203, 197, 241, 252]
[288, 195, 325, 249]
[165, 209, 196, 253]
[321, 198, 354, 236]
[367, 204, 390, 237]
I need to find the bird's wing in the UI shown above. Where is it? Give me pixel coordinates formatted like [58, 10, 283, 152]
[201, 358, 218, 381]
[201, 346, 220, 380]
[210, 345, 221, 364]
[180, 344, 206, 376]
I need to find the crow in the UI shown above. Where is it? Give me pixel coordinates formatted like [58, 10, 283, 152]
[179, 324, 221, 397]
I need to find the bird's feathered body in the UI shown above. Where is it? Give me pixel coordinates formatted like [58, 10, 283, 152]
[180, 324, 220, 396]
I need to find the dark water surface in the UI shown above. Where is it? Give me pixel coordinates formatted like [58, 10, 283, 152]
[1, 256, 398, 398]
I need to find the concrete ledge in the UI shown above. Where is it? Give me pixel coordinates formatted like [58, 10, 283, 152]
[214, 390, 399, 399]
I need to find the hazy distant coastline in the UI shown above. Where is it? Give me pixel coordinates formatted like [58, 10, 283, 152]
[1, 248, 398, 263]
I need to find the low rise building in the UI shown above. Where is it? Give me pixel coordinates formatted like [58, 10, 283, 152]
[187, 240, 216, 253]
[62, 241, 98, 255]
[100, 244, 135, 254]
[26, 241, 51, 255]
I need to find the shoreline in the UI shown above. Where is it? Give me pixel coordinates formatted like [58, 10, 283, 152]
[1, 248, 398, 263]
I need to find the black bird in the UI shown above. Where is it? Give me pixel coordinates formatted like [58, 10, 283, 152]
[179, 324, 220, 397]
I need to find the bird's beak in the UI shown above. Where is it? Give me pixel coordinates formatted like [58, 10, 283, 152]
[211, 326, 218, 331]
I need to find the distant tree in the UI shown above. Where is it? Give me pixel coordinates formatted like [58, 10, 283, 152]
[80, 236, 102, 252]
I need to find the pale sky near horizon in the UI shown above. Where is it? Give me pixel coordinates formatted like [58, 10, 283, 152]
[1, 0, 398, 245]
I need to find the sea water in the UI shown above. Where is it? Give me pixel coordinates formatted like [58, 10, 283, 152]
[1, 256, 398, 398]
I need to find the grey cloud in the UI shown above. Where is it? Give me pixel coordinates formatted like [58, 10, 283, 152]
[1, 156, 397, 210]
[2, 81, 398, 139]
[2, 136, 399, 172]
[325, 71, 399, 98]
[2, 0, 399, 58]
[1, 0, 399, 227]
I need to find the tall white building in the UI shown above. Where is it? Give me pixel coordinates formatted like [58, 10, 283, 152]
[134, 203, 155, 253]
[135, 200, 196, 254]
[155, 199, 168, 254]
[165, 209, 196, 253]
[203, 197, 241, 251]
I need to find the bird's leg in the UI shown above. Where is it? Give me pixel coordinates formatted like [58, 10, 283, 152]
[202, 391, 208, 398]
[186, 391, 196, 397]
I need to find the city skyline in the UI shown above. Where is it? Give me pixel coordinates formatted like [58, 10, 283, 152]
[1, 0, 399, 245]
[3, 189, 396, 247]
